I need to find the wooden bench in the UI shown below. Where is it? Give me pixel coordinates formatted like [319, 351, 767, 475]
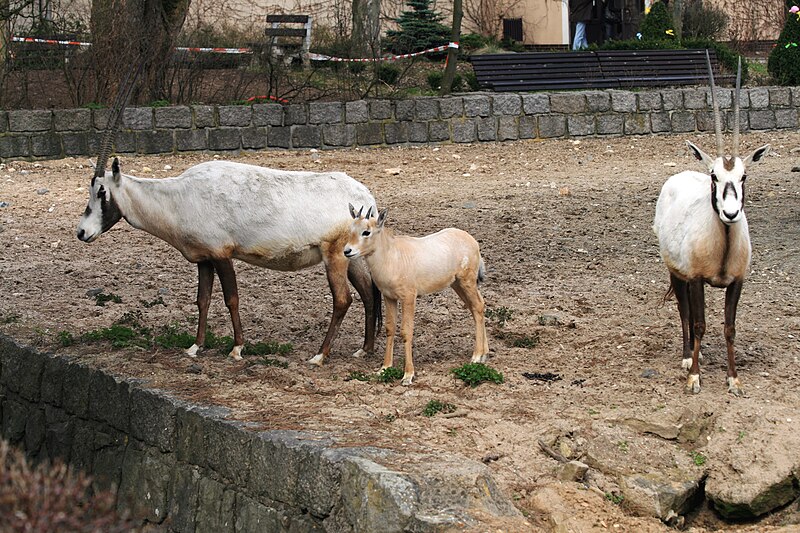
[264, 14, 312, 66]
[469, 49, 731, 92]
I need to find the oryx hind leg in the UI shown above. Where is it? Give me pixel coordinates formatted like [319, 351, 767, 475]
[213, 258, 244, 361]
[347, 256, 380, 358]
[309, 242, 352, 366]
[188, 260, 215, 357]
[452, 276, 489, 363]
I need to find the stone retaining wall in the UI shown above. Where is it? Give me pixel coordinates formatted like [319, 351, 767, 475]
[0, 335, 525, 531]
[1, 87, 798, 160]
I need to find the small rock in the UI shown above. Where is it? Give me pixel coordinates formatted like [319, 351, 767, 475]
[36, 188, 49, 195]
[641, 368, 659, 379]
[791, 166, 800, 173]
[462, 201, 476, 209]
[385, 167, 402, 175]
[538, 315, 560, 326]
[0, 202, 8, 208]
[557, 461, 589, 482]
[187, 363, 203, 374]
[158, 288, 170, 295]
[86, 287, 104, 298]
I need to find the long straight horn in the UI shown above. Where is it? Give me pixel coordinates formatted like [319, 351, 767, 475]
[732, 56, 742, 158]
[94, 55, 148, 178]
[705, 49, 724, 157]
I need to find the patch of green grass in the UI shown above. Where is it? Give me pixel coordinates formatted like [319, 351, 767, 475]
[512, 333, 539, 348]
[82, 102, 105, 109]
[485, 306, 514, 328]
[154, 325, 196, 349]
[346, 370, 371, 382]
[384, 413, 397, 423]
[377, 366, 404, 383]
[452, 363, 504, 387]
[149, 99, 171, 108]
[422, 399, 456, 417]
[1, 313, 20, 324]
[605, 492, 624, 505]
[140, 296, 166, 308]
[83, 324, 149, 349]
[251, 356, 289, 368]
[737, 430, 746, 443]
[617, 440, 629, 453]
[57, 330, 75, 347]
[587, 408, 600, 416]
[94, 291, 122, 307]
[245, 340, 293, 356]
[690, 451, 707, 466]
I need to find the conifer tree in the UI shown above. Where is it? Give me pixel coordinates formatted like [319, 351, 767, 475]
[386, 0, 451, 55]
[639, 0, 676, 42]
[768, 1, 800, 85]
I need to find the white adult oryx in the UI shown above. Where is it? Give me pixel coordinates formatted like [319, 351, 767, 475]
[344, 205, 489, 386]
[653, 55, 770, 396]
[77, 156, 381, 365]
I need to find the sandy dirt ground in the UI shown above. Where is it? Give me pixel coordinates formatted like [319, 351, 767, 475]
[1, 132, 799, 531]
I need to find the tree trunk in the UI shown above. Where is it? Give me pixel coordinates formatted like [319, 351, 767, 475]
[672, 0, 683, 41]
[439, 0, 463, 96]
[352, 0, 381, 59]
[91, 0, 190, 104]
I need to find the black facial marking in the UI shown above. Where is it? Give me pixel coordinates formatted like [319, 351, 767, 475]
[722, 181, 737, 200]
[710, 172, 718, 182]
[100, 192, 123, 233]
[710, 179, 720, 216]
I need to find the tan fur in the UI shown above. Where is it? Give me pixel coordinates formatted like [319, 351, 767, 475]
[345, 208, 489, 386]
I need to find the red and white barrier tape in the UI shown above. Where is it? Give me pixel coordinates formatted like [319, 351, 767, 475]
[11, 36, 254, 54]
[309, 42, 458, 62]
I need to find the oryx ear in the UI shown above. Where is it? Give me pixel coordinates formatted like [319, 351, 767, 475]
[744, 144, 771, 166]
[377, 208, 388, 228]
[348, 203, 358, 219]
[686, 141, 716, 171]
[111, 157, 121, 184]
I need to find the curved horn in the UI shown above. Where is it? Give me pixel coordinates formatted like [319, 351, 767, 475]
[732, 56, 742, 158]
[705, 49, 724, 157]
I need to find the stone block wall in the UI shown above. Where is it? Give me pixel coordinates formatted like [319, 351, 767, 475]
[1, 87, 798, 160]
[0, 335, 525, 532]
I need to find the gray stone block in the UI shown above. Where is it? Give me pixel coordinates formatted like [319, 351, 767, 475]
[8, 110, 52, 132]
[429, 121, 450, 142]
[323, 124, 356, 147]
[123, 108, 154, 130]
[268, 127, 291, 148]
[285, 104, 308, 125]
[408, 122, 428, 143]
[749, 110, 777, 130]
[770, 87, 792, 107]
[369, 100, 392, 120]
[356, 123, 383, 145]
[697, 110, 726, 133]
[235, 494, 282, 532]
[176, 129, 208, 151]
[196, 477, 236, 533]
[661, 90, 683, 111]
[610, 91, 636, 113]
[24, 407, 46, 457]
[463, 95, 491, 117]
[137, 130, 175, 154]
[176, 404, 229, 468]
[671, 111, 697, 133]
[292, 125, 322, 147]
[70, 419, 95, 472]
[0, 340, 43, 401]
[439, 97, 463, 119]
[492, 94, 522, 116]
[130, 388, 178, 453]
[708, 88, 733, 110]
[749, 88, 769, 109]
[550, 93, 586, 114]
[194, 105, 216, 128]
[63, 363, 93, 417]
[637, 91, 662, 112]
[155, 106, 193, 129]
[415, 98, 439, 121]
[452, 119, 476, 143]
[597, 114, 624, 135]
[726, 110, 749, 132]
[346, 100, 369, 124]
[92, 426, 127, 491]
[41, 355, 68, 406]
[117, 445, 175, 524]
[62, 132, 93, 156]
[309, 102, 343, 124]
[219, 106, 252, 127]
[3, 399, 31, 444]
[624, 113, 650, 135]
[650, 112, 672, 133]
[395, 100, 415, 121]
[252, 104, 284, 126]
[114, 131, 136, 153]
[791, 87, 800, 107]
[538, 115, 566, 138]
[476, 117, 497, 141]
[519, 116, 536, 139]
[568, 115, 594, 136]
[522, 93, 550, 115]
[384, 122, 409, 144]
[44, 409, 74, 463]
[0, 111, 7, 132]
[89, 372, 130, 432]
[585, 91, 611, 113]
[170, 463, 202, 532]
[208, 128, 242, 151]
[54, 109, 91, 131]
[0, 136, 30, 158]
[241, 127, 268, 149]
[683, 88, 707, 110]
[31, 133, 61, 157]
[92, 108, 111, 130]
[205, 418, 253, 486]
[775, 108, 798, 128]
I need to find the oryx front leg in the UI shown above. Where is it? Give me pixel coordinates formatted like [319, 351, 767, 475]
[400, 296, 416, 386]
[213, 259, 244, 361]
[188, 261, 215, 357]
[725, 280, 744, 396]
[686, 280, 705, 394]
[308, 244, 352, 366]
[382, 298, 398, 373]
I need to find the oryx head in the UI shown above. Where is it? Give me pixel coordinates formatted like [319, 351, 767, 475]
[76, 157, 124, 242]
[689, 52, 770, 225]
[344, 203, 387, 259]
